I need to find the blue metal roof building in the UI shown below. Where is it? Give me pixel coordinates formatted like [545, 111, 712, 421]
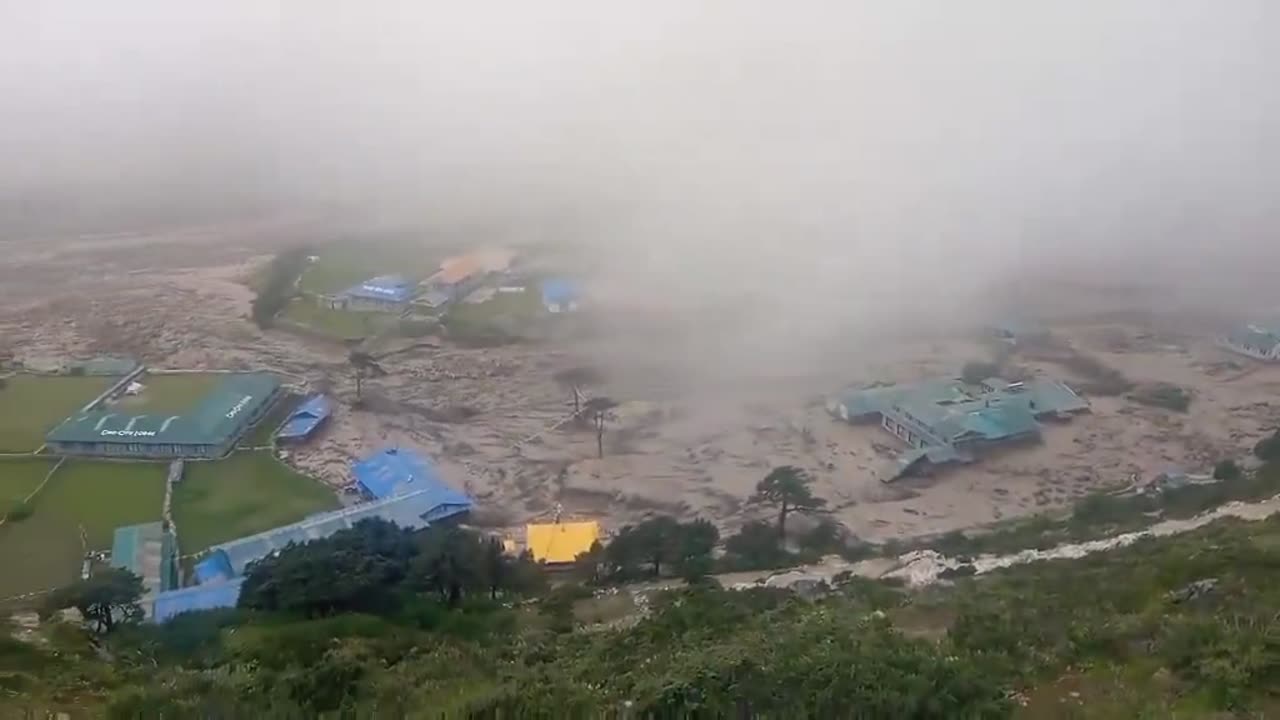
[352, 447, 457, 501]
[150, 578, 245, 623]
[193, 480, 472, 579]
[275, 394, 331, 442]
[342, 275, 416, 303]
[540, 278, 580, 313]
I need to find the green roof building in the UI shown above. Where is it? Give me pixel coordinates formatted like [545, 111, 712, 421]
[1219, 324, 1280, 362]
[46, 373, 282, 459]
[829, 376, 1089, 481]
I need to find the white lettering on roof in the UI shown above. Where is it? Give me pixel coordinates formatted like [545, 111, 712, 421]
[224, 395, 254, 419]
[100, 429, 158, 437]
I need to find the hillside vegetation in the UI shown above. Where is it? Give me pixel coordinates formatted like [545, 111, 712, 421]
[7, 489, 1280, 718]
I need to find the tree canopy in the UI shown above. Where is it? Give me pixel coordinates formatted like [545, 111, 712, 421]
[750, 465, 827, 541]
[602, 515, 719, 581]
[43, 567, 145, 634]
[239, 519, 544, 616]
[250, 246, 311, 328]
[961, 360, 1001, 384]
[20, 481, 1280, 717]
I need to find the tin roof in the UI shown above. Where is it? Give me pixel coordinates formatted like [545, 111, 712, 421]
[110, 522, 178, 595]
[275, 394, 330, 440]
[46, 373, 280, 446]
[199, 484, 473, 577]
[342, 275, 416, 303]
[151, 578, 245, 623]
[526, 521, 600, 564]
[352, 447, 461, 501]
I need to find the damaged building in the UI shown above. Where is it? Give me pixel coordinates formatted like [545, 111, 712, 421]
[828, 376, 1089, 481]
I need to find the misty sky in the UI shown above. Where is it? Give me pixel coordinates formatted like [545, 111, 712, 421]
[2, 2, 1276, 318]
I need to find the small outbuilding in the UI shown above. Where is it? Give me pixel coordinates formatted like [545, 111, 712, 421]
[274, 394, 331, 443]
[540, 278, 580, 314]
[110, 522, 179, 601]
[526, 521, 600, 564]
[340, 275, 417, 312]
[352, 447, 452, 500]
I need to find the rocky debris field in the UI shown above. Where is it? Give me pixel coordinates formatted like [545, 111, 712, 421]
[5, 226, 1279, 544]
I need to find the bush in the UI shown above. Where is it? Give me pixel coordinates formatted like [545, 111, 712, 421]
[3, 501, 32, 523]
[721, 521, 793, 571]
[1213, 459, 1243, 481]
[397, 317, 437, 338]
[1130, 383, 1192, 412]
[1255, 431, 1280, 463]
[251, 246, 312, 329]
[1057, 353, 1134, 396]
[961, 361, 1001, 384]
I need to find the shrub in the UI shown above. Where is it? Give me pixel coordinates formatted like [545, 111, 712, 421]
[397, 317, 437, 337]
[3, 501, 32, 523]
[1131, 383, 1192, 412]
[251, 246, 312, 329]
[1213, 459, 1242, 481]
[1255, 431, 1280, 463]
[961, 361, 1001, 384]
[721, 521, 793, 571]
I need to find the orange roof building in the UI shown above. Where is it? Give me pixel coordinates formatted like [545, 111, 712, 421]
[525, 521, 600, 564]
[433, 249, 516, 285]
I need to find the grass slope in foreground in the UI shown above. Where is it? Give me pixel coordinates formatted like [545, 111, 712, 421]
[172, 450, 339, 553]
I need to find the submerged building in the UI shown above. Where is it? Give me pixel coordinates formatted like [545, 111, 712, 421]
[45, 373, 282, 459]
[416, 249, 517, 310]
[274, 394, 331, 443]
[829, 376, 1088, 481]
[1219, 323, 1280, 362]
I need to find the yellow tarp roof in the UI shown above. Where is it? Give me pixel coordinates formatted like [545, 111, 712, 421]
[526, 521, 600, 564]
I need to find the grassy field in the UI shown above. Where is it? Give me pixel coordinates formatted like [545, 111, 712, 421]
[443, 289, 542, 343]
[0, 460, 166, 598]
[0, 375, 116, 452]
[108, 373, 223, 415]
[41, 462, 168, 550]
[0, 457, 55, 506]
[446, 289, 541, 325]
[297, 242, 446, 295]
[280, 299, 393, 339]
[173, 451, 339, 553]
